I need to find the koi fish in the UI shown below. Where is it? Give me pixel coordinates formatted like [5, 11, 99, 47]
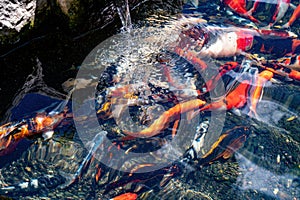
[182, 119, 209, 161]
[0, 175, 66, 195]
[0, 111, 68, 156]
[251, 37, 300, 56]
[122, 78, 252, 139]
[249, 70, 274, 117]
[221, 0, 260, 23]
[247, 0, 259, 16]
[267, 0, 291, 28]
[223, 0, 295, 28]
[283, 4, 300, 27]
[199, 80, 251, 112]
[261, 60, 300, 82]
[287, 68, 300, 81]
[105, 165, 179, 195]
[174, 46, 208, 71]
[123, 99, 206, 138]
[176, 25, 294, 59]
[202, 62, 240, 93]
[58, 132, 106, 189]
[198, 29, 255, 57]
[198, 126, 250, 165]
[110, 193, 138, 200]
[274, 55, 300, 71]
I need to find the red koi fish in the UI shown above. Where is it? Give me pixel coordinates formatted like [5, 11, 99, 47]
[221, 0, 260, 23]
[224, 0, 294, 27]
[283, 4, 300, 28]
[176, 25, 257, 58]
[110, 192, 138, 200]
[187, 79, 252, 122]
[246, 0, 291, 27]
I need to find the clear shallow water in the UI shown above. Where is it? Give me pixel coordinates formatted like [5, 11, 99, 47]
[1, 1, 300, 199]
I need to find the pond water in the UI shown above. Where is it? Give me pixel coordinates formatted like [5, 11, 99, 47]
[0, 0, 300, 199]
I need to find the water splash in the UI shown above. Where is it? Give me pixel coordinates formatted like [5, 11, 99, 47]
[114, 0, 132, 32]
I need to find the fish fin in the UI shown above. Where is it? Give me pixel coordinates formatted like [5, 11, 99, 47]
[290, 3, 297, 10]
[121, 135, 137, 141]
[231, 108, 241, 116]
[270, 78, 283, 84]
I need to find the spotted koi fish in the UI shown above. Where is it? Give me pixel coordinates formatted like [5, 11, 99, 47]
[176, 24, 296, 59]
[222, 0, 298, 27]
[275, 55, 300, 71]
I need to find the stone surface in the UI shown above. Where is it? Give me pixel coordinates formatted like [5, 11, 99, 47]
[0, 0, 37, 32]
[0, 0, 142, 45]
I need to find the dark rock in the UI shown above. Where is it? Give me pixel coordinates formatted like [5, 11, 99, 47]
[0, 0, 182, 121]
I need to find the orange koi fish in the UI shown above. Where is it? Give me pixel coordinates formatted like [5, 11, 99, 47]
[198, 126, 250, 165]
[283, 4, 300, 27]
[129, 163, 155, 176]
[109, 84, 140, 98]
[249, 70, 274, 117]
[262, 58, 300, 82]
[97, 101, 113, 119]
[287, 68, 300, 81]
[199, 80, 250, 112]
[110, 192, 138, 200]
[0, 112, 67, 156]
[123, 99, 206, 138]
[123, 79, 252, 138]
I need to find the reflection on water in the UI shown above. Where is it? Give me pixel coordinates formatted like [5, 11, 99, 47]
[255, 99, 298, 127]
[1, 0, 300, 199]
[236, 153, 299, 199]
